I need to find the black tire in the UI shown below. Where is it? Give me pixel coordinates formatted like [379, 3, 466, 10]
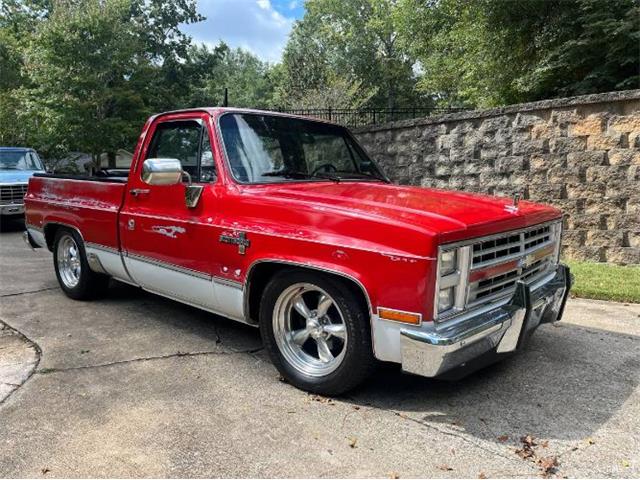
[259, 269, 376, 395]
[53, 228, 109, 300]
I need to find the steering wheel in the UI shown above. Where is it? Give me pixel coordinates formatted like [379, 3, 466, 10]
[311, 163, 338, 175]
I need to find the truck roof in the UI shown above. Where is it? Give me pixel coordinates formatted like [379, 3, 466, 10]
[153, 107, 339, 126]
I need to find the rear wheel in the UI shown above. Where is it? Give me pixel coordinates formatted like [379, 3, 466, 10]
[53, 228, 109, 300]
[260, 270, 376, 395]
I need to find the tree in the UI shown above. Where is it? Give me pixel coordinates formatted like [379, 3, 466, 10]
[0, 0, 203, 168]
[400, 0, 640, 108]
[279, 0, 428, 109]
[207, 44, 278, 109]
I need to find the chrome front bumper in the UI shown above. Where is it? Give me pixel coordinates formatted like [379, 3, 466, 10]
[0, 202, 24, 216]
[400, 264, 572, 378]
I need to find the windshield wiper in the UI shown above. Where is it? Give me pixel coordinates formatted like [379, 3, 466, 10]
[335, 170, 390, 183]
[261, 169, 341, 183]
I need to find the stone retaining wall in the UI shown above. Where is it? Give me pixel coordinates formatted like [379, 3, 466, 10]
[354, 90, 640, 265]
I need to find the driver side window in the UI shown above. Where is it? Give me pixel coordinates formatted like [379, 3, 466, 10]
[146, 120, 216, 182]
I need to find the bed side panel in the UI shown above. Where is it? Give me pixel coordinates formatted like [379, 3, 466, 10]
[25, 177, 125, 249]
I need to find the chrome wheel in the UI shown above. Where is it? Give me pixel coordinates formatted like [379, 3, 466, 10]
[273, 283, 348, 377]
[57, 234, 81, 288]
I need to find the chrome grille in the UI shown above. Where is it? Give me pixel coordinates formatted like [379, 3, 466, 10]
[467, 223, 560, 307]
[470, 258, 553, 303]
[0, 184, 28, 205]
[472, 224, 552, 268]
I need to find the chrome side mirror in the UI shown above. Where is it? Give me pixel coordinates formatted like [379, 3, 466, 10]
[141, 158, 183, 186]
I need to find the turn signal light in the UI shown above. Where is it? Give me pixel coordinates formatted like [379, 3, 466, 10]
[378, 308, 422, 325]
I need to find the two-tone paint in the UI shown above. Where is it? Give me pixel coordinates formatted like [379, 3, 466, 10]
[24, 108, 562, 363]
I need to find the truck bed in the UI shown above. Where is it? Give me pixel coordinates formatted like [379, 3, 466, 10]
[25, 173, 126, 250]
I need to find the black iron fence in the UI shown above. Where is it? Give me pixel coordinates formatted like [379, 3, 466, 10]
[276, 107, 467, 128]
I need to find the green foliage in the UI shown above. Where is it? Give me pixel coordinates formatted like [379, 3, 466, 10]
[204, 44, 278, 109]
[402, 0, 640, 108]
[1, 0, 637, 162]
[0, 0, 279, 163]
[0, 0, 209, 165]
[283, 73, 378, 109]
[279, 0, 429, 109]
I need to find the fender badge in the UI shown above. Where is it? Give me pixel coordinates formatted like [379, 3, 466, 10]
[219, 231, 251, 255]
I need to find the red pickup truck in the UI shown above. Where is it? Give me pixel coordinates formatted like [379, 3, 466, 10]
[24, 108, 571, 394]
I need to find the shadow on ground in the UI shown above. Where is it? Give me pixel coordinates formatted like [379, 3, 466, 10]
[0, 216, 25, 233]
[99, 280, 640, 446]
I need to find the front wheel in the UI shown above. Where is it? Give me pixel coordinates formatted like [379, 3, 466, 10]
[53, 228, 109, 300]
[259, 270, 376, 395]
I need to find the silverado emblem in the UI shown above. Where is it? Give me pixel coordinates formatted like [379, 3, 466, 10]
[219, 231, 251, 255]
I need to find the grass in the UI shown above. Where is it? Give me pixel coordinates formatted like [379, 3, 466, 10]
[565, 260, 640, 303]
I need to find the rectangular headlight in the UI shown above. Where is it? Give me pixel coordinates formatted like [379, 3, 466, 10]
[438, 287, 455, 313]
[440, 249, 457, 276]
[434, 245, 471, 320]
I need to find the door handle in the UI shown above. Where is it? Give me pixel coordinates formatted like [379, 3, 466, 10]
[129, 188, 150, 197]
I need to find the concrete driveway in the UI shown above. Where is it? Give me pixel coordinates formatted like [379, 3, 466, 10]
[1, 222, 639, 478]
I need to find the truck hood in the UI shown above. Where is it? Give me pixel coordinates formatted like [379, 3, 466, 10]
[0, 170, 43, 184]
[252, 182, 562, 243]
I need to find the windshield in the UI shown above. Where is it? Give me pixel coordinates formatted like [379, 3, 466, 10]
[219, 113, 386, 184]
[0, 150, 44, 171]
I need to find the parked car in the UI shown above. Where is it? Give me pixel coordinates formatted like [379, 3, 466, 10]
[23, 108, 572, 394]
[0, 147, 45, 220]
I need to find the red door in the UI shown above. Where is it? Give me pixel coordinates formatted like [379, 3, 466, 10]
[120, 113, 228, 313]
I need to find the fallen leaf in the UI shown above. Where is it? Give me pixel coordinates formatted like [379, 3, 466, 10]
[515, 447, 535, 460]
[521, 435, 537, 447]
[478, 473, 487, 479]
[388, 472, 400, 479]
[497, 435, 509, 443]
[437, 464, 453, 471]
[541, 440, 549, 448]
[586, 438, 595, 445]
[41, 468, 50, 475]
[622, 459, 630, 468]
[353, 406, 360, 410]
[348, 437, 358, 448]
[537, 456, 559, 477]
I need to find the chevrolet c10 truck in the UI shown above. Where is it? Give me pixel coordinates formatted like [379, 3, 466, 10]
[24, 108, 572, 394]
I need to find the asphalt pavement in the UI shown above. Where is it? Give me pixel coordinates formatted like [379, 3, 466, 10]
[1, 220, 639, 478]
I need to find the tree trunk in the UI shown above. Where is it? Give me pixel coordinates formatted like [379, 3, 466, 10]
[107, 151, 116, 169]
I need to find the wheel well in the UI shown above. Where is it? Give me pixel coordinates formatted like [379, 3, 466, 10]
[43, 223, 62, 251]
[246, 262, 371, 324]
[43, 223, 80, 251]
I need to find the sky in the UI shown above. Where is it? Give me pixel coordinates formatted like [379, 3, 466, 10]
[182, 0, 306, 64]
